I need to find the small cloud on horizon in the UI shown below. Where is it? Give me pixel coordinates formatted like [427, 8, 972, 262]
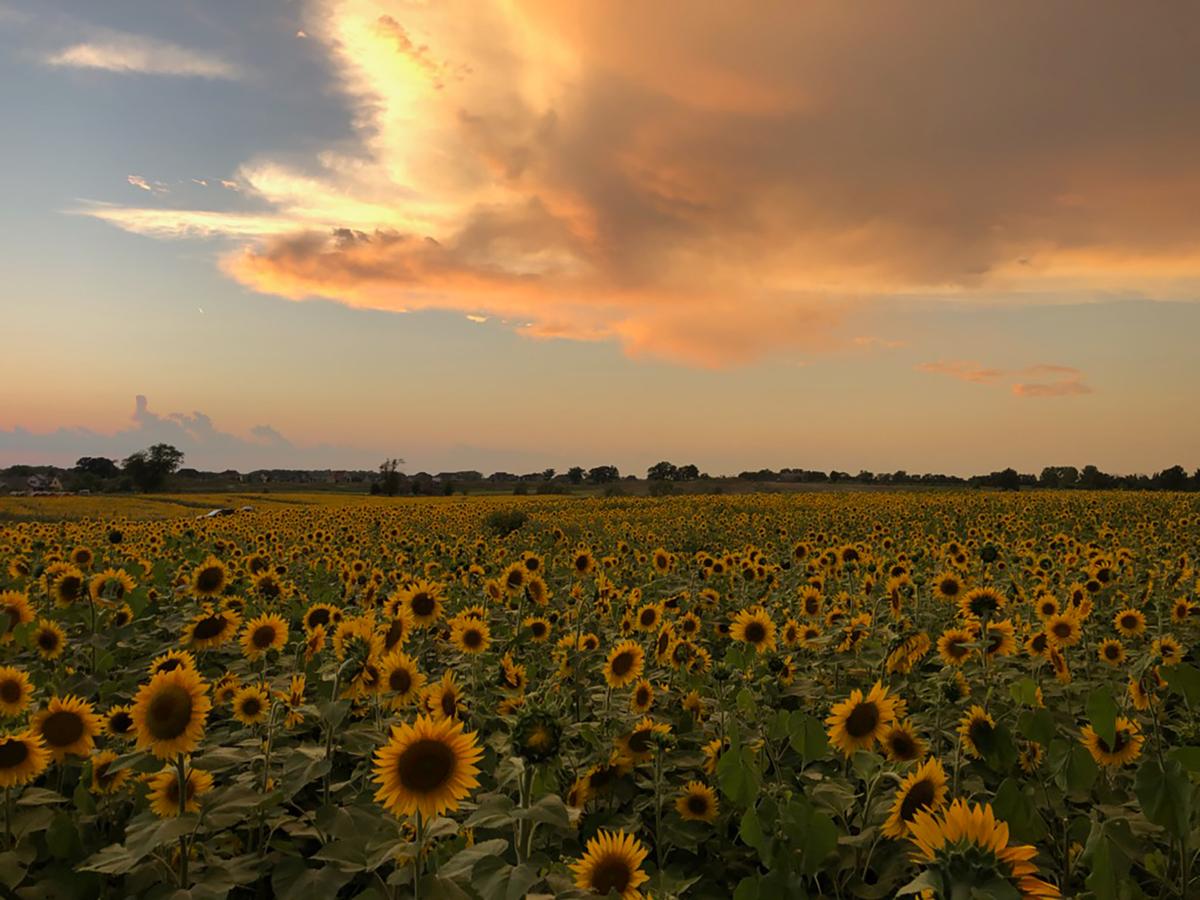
[917, 360, 1094, 398]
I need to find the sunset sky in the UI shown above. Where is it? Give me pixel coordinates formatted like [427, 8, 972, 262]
[2, 1, 1199, 474]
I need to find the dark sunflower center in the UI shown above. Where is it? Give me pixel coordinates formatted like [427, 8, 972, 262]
[109, 711, 133, 733]
[1121, 615, 1138, 630]
[241, 698, 263, 718]
[0, 738, 29, 769]
[941, 580, 959, 595]
[1098, 730, 1129, 754]
[36, 630, 59, 651]
[59, 576, 82, 600]
[390, 668, 413, 694]
[640, 611, 655, 626]
[462, 629, 483, 649]
[636, 687, 650, 705]
[686, 794, 709, 815]
[411, 593, 435, 617]
[385, 619, 405, 649]
[627, 730, 653, 753]
[591, 857, 632, 894]
[308, 608, 332, 629]
[252, 625, 277, 648]
[744, 622, 767, 644]
[192, 615, 227, 640]
[158, 659, 184, 673]
[0, 679, 22, 704]
[845, 702, 880, 738]
[396, 738, 456, 793]
[1052, 622, 1071, 638]
[899, 779, 936, 821]
[610, 652, 634, 677]
[440, 692, 457, 718]
[1105, 645, 1120, 659]
[968, 719, 994, 750]
[531, 623, 546, 637]
[41, 710, 84, 747]
[890, 733, 917, 758]
[195, 568, 224, 593]
[147, 685, 194, 740]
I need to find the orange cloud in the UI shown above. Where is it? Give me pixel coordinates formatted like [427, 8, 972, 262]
[919, 361, 1094, 397]
[82, 1, 1200, 365]
[915, 361, 1005, 383]
[1011, 379, 1093, 398]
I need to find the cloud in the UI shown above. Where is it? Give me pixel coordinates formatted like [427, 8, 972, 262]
[915, 360, 1006, 383]
[0, 396, 377, 470]
[80, 1, 1200, 365]
[46, 32, 240, 79]
[918, 361, 1094, 397]
[1011, 379, 1094, 398]
[127, 175, 168, 194]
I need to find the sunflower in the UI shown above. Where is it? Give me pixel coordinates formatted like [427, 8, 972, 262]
[149, 649, 197, 676]
[381, 651, 425, 708]
[303, 602, 343, 634]
[423, 671, 465, 720]
[32, 619, 66, 660]
[332, 614, 383, 662]
[1033, 593, 1059, 621]
[190, 556, 229, 598]
[32, 695, 101, 762]
[933, 573, 964, 603]
[89, 568, 136, 604]
[571, 549, 596, 577]
[240, 613, 289, 660]
[634, 603, 664, 633]
[372, 714, 483, 818]
[90, 749, 132, 795]
[1081, 717, 1144, 768]
[937, 627, 975, 666]
[1097, 638, 1125, 667]
[730, 608, 777, 654]
[617, 717, 671, 763]
[399, 580, 445, 628]
[826, 681, 898, 757]
[960, 587, 1006, 620]
[908, 799, 1061, 898]
[1018, 741, 1044, 774]
[676, 781, 719, 823]
[512, 709, 561, 763]
[131, 667, 211, 759]
[882, 756, 948, 838]
[231, 685, 271, 726]
[603, 641, 645, 689]
[382, 607, 414, 653]
[0, 591, 33, 643]
[571, 830, 650, 900]
[957, 705, 996, 760]
[51, 568, 86, 607]
[0, 667, 33, 717]
[982, 619, 1017, 657]
[0, 727, 49, 788]
[105, 704, 135, 740]
[147, 763, 214, 817]
[183, 607, 242, 650]
[881, 722, 927, 763]
[1045, 613, 1081, 648]
[111, 604, 134, 628]
[630, 679, 654, 713]
[1113, 607, 1146, 637]
[450, 618, 491, 654]
[1151, 635, 1184, 667]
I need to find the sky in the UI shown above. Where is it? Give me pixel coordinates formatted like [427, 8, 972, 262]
[1, 0, 1199, 476]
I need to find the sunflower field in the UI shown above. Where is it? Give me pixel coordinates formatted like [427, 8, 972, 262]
[0, 490, 1198, 899]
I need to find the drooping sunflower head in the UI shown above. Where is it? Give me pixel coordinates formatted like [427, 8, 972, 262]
[0, 591, 33, 644]
[617, 717, 671, 763]
[90, 749, 132, 796]
[957, 705, 996, 760]
[146, 763, 214, 817]
[372, 714, 483, 818]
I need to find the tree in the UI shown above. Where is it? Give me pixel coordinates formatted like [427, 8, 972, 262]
[566, 466, 585, 484]
[377, 458, 405, 496]
[675, 464, 699, 481]
[1155, 465, 1188, 491]
[75, 457, 120, 478]
[122, 444, 184, 492]
[542, 468, 556, 481]
[647, 461, 678, 481]
[587, 465, 620, 484]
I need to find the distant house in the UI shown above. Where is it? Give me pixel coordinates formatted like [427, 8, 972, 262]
[26, 474, 62, 491]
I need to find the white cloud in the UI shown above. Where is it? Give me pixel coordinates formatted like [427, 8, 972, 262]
[46, 33, 239, 79]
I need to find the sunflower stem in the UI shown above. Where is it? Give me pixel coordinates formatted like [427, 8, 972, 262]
[175, 754, 189, 888]
[412, 810, 424, 900]
[653, 744, 665, 875]
[4, 786, 11, 850]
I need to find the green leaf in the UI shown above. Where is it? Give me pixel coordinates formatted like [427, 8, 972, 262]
[512, 794, 570, 832]
[1085, 836, 1117, 900]
[1135, 757, 1193, 839]
[800, 811, 838, 875]
[1086, 687, 1118, 749]
[733, 875, 760, 900]
[439, 839, 510, 879]
[1168, 746, 1200, 773]
[1018, 709, 1056, 747]
[1162, 663, 1200, 705]
[45, 812, 80, 860]
[788, 711, 829, 764]
[717, 743, 761, 808]
[1009, 678, 1039, 707]
[740, 806, 767, 854]
[463, 793, 515, 829]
